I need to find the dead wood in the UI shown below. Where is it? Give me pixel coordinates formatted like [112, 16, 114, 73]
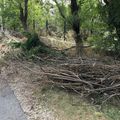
[44, 62, 120, 104]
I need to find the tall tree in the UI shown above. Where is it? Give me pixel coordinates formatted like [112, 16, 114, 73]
[0, 0, 5, 31]
[102, 0, 120, 51]
[19, 0, 28, 31]
[54, 0, 67, 40]
[70, 0, 82, 56]
[54, 0, 82, 56]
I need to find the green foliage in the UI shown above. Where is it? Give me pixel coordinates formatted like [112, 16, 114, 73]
[22, 33, 40, 51]
[2, 0, 120, 57]
[0, 0, 21, 30]
[9, 32, 64, 58]
[22, 31, 32, 38]
[26, 45, 64, 58]
[107, 0, 120, 26]
[9, 33, 40, 50]
[102, 104, 120, 120]
[25, 46, 49, 56]
[10, 41, 22, 48]
[81, 0, 99, 29]
[88, 30, 120, 56]
[88, 0, 120, 56]
[88, 33, 113, 51]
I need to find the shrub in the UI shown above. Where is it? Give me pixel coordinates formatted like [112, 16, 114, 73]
[22, 33, 40, 51]
[88, 31, 120, 57]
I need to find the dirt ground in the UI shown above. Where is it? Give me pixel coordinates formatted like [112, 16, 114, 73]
[0, 34, 120, 120]
[0, 59, 56, 120]
[0, 57, 116, 120]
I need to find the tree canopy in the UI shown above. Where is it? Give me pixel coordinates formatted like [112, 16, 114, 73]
[0, 0, 120, 56]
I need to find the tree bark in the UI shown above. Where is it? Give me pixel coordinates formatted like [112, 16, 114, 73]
[54, 0, 65, 19]
[54, 0, 83, 56]
[70, 0, 83, 56]
[114, 25, 120, 53]
[33, 19, 35, 31]
[0, 0, 5, 32]
[54, 0, 67, 40]
[19, 0, 28, 31]
[0, 11, 4, 32]
[46, 19, 49, 35]
[64, 20, 67, 41]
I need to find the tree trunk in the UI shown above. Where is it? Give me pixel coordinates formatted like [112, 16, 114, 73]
[0, 0, 5, 32]
[75, 33, 83, 56]
[33, 19, 35, 31]
[19, 0, 28, 32]
[54, 0, 83, 56]
[46, 19, 48, 35]
[0, 14, 4, 32]
[70, 0, 83, 56]
[114, 25, 120, 54]
[64, 20, 67, 41]
[22, 21, 28, 31]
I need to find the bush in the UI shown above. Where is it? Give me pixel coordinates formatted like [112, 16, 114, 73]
[88, 31, 120, 57]
[22, 31, 32, 38]
[9, 32, 65, 58]
[9, 41, 22, 48]
[22, 33, 40, 51]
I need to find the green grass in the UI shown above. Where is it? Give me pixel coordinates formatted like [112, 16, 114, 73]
[34, 86, 120, 120]
[102, 105, 120, 120]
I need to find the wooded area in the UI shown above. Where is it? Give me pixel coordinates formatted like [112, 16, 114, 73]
[0, 0, 120, 120]
[0, 0, 120, 56]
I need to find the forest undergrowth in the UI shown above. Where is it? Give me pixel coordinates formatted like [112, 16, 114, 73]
[0, 33, 120, 120]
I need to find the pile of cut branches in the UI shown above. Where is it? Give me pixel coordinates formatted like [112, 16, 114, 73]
[44, 63, 120, 104]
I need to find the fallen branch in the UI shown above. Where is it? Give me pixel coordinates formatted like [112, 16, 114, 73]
[44, 63, 120, 104]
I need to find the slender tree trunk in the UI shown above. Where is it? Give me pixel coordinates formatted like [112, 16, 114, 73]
[33, 19, 35, 31]
[46, 19, 48, 35]
[24, 0, 28, 31]
[54, 0, 66, 40]
[64, 20, 66, 41]
[0, 0, 5, 32]
[114, 25, 120, 54]
[0, 13, 4, 32]
[19, 0, 28, 31]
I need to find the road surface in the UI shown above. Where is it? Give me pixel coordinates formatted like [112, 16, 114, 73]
[0, 79, 27, 120]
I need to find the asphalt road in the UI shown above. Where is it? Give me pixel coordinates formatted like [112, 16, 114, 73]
[0, 79, 27, 120]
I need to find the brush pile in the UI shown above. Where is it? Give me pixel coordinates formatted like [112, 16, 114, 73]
[44, 60, 120, 103]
